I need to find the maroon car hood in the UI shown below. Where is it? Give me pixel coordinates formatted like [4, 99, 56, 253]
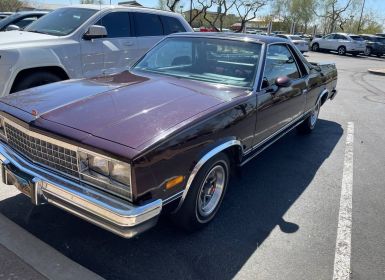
[1, 72, 230, 149]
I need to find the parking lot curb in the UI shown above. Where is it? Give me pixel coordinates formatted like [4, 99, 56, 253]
[0, 213, 104, 280]
[368, 69, 385, 76]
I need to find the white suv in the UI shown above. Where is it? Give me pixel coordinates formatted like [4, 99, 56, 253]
[311, 33, 366, 56]
[0, 5, 192, 96]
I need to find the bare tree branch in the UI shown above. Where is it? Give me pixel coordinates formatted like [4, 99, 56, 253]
[234, 0, 268, 33]
[166, 0, 180, 12]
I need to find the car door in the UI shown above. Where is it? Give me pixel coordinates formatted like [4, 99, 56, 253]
[95, 11, 138, 75]
[132, 12, 164, 59]
[253, 43, 307, 144]
[321, 34, 336, 49]
[80, 11, 138, 78]
[335, 34, 349, 50]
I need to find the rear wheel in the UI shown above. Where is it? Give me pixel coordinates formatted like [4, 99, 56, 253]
[11, 71, 62, 93]
[364, 47, 372, 56]
[171, 153, 230, 231]
[337, 46, 346, 55]
[312, 43, 320, 52]
[297, 101, 320, 134]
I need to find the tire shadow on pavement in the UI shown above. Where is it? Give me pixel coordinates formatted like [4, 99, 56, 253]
[0, 119, 343, 280]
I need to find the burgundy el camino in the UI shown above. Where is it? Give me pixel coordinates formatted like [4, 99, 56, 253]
[0, 33, 337, 237]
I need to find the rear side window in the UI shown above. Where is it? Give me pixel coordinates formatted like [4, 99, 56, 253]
[263, 44, 300, 87]
[161, 15, 185, 35]
[134, 13, 163, 36]
[96, 12, 131, 38]
[336, 34, 347, 40]
[350, 35, 364, 41]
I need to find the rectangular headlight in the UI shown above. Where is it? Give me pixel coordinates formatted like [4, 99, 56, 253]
[0, 116, 7, 140]
[78, 150, 132, 201]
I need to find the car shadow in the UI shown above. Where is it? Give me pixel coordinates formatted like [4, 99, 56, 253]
[325, 51, 384, 60]
[0, 119, 343, 280]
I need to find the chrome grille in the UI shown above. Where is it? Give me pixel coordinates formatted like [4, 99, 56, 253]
[5, 123, 79, 177]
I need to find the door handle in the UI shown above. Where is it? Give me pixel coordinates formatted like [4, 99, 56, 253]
[123, 41, 134, 46]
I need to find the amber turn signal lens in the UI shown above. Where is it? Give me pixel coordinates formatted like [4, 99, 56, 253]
[166, 176, 184, 189]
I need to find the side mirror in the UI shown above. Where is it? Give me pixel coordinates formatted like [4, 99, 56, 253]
[83, 25, 107, 40]
[275, 76, 291, 87]
[6, 25, 20, 31]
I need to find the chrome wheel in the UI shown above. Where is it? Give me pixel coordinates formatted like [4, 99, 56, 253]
[310, 102, 320, 128]
[197, 164, 226, 217]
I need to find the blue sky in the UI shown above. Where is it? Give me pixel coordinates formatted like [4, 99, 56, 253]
[36, 0, 385, 20]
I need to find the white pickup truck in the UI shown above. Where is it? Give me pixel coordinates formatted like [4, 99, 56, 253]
[0, 5, 192, 96]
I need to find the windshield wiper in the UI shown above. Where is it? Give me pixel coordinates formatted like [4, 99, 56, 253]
[26, 30, 50, 35]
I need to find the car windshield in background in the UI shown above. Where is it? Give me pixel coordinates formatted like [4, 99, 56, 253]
[350, 36, 364, 41]
[25, 8, 97, 36]
[134, 37, 262, 88]
[0, 13, 21, 28]
[289, 35, 303, 40]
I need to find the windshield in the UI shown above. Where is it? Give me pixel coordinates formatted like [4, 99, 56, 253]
[0, 13, 21, 28]
[25, 8, 97, 36]
[350, 36, 364, 41]
[134, 37, 262, 88]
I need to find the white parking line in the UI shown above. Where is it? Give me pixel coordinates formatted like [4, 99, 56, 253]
[333, 122, 354, 280]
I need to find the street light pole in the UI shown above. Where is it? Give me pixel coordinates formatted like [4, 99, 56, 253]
[357, 0, 366, 33]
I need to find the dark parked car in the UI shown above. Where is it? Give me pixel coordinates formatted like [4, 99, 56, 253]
[0, 33, 337, 237]
[375, 33, 385, 38]
[360, 34, 385, 57]
[0, 11, 48, 31]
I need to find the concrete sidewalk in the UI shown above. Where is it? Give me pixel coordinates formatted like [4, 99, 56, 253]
[0, 243, 46, 279]
[0, 213, 104, 280]
[368, 68, 385, 76]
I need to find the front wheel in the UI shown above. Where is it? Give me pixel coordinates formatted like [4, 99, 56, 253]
[337, 46, 346, 55]
[312, 43, 320, 52]
[11, 71, 62, 93]
[171, 153, 230, 231]
[297, 102, 320, 134]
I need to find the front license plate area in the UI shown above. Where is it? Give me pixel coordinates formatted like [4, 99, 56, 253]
[3, 163, 35, 198]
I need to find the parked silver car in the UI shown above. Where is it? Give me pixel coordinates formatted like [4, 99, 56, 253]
[0, 11, 48, 31]
[311, 33, 366, 55]
[276, 34, 309, 53]
[0, 5, 192, 96]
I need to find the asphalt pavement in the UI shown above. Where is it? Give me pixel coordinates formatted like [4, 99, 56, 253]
[0, 51, 384, 280]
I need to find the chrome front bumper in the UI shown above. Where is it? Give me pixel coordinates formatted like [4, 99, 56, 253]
[0, 142, 162, 238]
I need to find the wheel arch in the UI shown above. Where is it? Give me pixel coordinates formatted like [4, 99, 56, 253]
[173, 139, 243, 213]
[10, 66, 70, 93]
[317, 89, 329, 106]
